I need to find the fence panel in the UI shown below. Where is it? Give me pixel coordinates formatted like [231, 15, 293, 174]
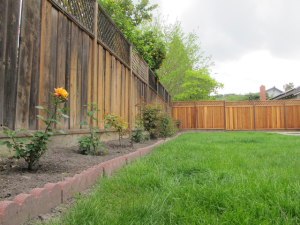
[0, 0, 21, 129]
[196, 101, 225, 129]
[53, 0, 94, 34]
[132, 48, 148, 83]
[15, 0, 41, 130]
[174, 100, 300, 130]
[225, 101, 254, 130]
[148, 68, 157, 92]
[285, 100, 300, 129]
[172, 102, 195, 129]
[254, 101, 285, 129]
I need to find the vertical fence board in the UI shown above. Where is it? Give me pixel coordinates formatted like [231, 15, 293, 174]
[38, 0, 52, 130]
[105, 51, 111, 115]
[110, 56, 117, 115]
[97, 45, 105, 128]
[0, 0, 8, 127]
[3, 0, 21, 129]
[69, 23, 78, 129]
[124, 68, 129, 124]
[16, 0, 41, 129]
[81, 33, 90, 128]
[116, 60, 121, 117]
[120, 65, 125, 118]
[56, 12, 70, 130]
[91, 38, 98, 128]
[75, 28, 82, 129]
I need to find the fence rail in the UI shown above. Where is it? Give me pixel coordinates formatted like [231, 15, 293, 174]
[173, 100, 300, 130]
[0, 0, 171, 132]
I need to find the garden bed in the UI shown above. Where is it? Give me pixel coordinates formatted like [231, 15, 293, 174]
[0, 138, 162, 202]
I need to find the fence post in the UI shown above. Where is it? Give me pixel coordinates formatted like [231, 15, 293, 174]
[146, 68, 149, 104]
[92, 0, 98, 128]
[129, 45, 133, 129]
[224, 101, 226, 131]
[284, 101, 287, 130]
[194, 101, 197, 130]
[253, 101, 256, 131]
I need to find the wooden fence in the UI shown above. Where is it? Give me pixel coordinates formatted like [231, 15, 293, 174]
[173, 100, 300, 130]
[0, 0, 171, 133]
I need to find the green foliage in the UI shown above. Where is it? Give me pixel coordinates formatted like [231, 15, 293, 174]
[283, 82, 294, 91]
[156, 113, 177, 138]
[78, 103, 105, 156]
[216, 92, 270, 101]
[139, 16, 223, 100]
[0, 92, 69, 170]
[172, 69, 223, 101]
[104, 114, 128, 146]
[139, 103, 162, 139]
[175, 119, 182, 129]
[98, 0, 165, 71]
[130, 130, 144, 143]
[134, 31, 166, 71]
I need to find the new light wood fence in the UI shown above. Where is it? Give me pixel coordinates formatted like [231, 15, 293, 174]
[173, 100, 300, 130]
[0, 0, 171, 134]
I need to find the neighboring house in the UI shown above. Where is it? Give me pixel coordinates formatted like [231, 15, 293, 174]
[266, 86, 283, 98]
[269, 86, 300, 100]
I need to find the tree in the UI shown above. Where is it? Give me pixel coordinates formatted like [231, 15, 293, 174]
[98, 0, 166, 70]
[172, 69, 223, 101]
[283, 83, 294, 91]
[138, 16, 220, 99]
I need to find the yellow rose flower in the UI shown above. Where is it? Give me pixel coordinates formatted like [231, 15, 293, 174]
[148, 19, 151, 22]
[54, 87, 69, 98]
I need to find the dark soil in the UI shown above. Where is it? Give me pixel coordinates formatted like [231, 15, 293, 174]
[0, 138, 162, 202]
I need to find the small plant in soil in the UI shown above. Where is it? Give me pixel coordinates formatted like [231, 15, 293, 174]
[0, 88, 69, 170]
[130, 119, 144, 143]
[104, 114, 128, 146]
[157, 113, 178, 138]
[78, 102, 106, 156]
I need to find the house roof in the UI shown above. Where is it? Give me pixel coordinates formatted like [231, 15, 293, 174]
[269, 86, 300, 100]
[266, 86, 283, 93]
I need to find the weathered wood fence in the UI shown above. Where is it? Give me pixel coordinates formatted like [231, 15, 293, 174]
[0, 0, 171, 133]
[173, 100, 300, 130]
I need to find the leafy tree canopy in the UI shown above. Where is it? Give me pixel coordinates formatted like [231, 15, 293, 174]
[98, 0, 165, 71]
[173, 69, 224, 101]
[283, 82, 294, 91]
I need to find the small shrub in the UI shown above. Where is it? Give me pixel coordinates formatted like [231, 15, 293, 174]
[175, 119, 182, 129]
[0, 88, 69, 170]
[140, 103, 162, 139]
[157, 113, 178, 138]
[130, 130, 144, 143]
[78, 103, 106, 155]
[104, 114, 128, 146]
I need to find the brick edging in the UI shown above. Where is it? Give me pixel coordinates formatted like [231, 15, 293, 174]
[0, 134, 182, 225]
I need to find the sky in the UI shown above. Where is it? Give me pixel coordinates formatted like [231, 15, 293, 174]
[134, 0, 300, 95]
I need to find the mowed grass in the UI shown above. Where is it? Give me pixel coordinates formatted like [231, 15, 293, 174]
[48, 132, 300, 224]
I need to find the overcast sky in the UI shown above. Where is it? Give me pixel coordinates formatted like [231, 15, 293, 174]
[134, 0, 300, 95]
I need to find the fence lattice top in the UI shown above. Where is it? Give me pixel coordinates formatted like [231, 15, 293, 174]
[284, 100, 300, 105]
[196, 101, 224, 106]
[54, 0, 94, 33]
[173, 102, 194, 107]
[226, 101, 254, 107]
[97, 5, 130, 66]
[132, 48, 148, 83]
[254, 100, 284, 106]
[158, 82, 164, 98]
[148, 69, 157, 92]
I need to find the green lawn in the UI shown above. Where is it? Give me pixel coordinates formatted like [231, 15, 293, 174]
[48, 132, 300, 224]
